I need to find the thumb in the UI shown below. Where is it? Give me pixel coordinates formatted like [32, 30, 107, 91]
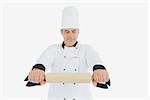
[40, 80, 46, 85]
[92, 79, 97, 86]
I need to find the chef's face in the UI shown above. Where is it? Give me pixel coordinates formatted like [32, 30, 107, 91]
[61, 28, 79, 46]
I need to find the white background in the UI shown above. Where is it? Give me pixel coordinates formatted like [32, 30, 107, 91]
[0, 0, 149, 100]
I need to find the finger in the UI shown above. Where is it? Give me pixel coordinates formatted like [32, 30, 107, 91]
[98, 74, 105, 84]
[92, 79, 97, 86]
[95, 73, 100, 82]
[35, 72, 40, 83]
[28, 71, 31, 81]
[93, 73, 99, 85]
[30, 71, 36, 83]
[30, 72, 34, 82]
[97, 73, 102, 82]
[102, 73, 107, 82]
[40, 80, 46, 85]
[102, 74, 106, 83]
[106, 72, 109, 81]
[39, 74, 44, 83]
[93, 73, 97, 81]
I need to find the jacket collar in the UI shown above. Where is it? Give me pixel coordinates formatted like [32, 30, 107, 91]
[62, 41, 78, 49]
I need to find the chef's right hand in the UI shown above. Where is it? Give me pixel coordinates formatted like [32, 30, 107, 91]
[28, 68, 46, 85]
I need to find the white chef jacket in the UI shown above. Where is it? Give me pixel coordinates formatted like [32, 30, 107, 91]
[36, 43, 103, 100]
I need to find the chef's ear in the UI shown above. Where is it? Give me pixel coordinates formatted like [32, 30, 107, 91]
[77, 29, 79, 33]
[61, 29, 63, 34]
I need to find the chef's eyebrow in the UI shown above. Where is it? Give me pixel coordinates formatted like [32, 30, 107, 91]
[72, 29, 76, 32]
[61, 29, 79, 33]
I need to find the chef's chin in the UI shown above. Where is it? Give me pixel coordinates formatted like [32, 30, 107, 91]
[66, 39, 76, 42]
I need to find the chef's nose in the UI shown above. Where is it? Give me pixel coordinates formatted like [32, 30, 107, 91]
[67, 32, 75, 38]
[68, 30, 74, 35]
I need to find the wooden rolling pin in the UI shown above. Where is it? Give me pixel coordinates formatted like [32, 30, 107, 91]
[46, 72, 91, 83]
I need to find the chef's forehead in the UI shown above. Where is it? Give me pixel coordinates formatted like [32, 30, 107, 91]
[61, 28, 79, 30]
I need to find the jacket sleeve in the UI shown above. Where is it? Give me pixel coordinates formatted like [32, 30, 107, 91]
[24, 45, 57, 87]
[85, 45, 104, 70]
[36, 44, 56, 71]
[85, 45, 111, 89]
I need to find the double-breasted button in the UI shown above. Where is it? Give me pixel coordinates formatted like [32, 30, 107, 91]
[62, 83, 65, 85]
[73, 98, 75, 100]
[74, 69, 77, 71]
[63, 68, 66, 71]
[64, 56, 66, 58]
[73, 83, 76, 85]
[64, 98, 66, 100]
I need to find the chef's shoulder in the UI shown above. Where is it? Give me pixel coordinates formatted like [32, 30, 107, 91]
[43, 44, 61, 53]
[80, 44, 97, 53]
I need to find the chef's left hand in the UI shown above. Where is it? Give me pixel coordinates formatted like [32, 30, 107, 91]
[92, 69, 109, 86]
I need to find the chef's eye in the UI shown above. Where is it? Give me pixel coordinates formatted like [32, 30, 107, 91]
[65, 30, 70, 34]
[72, 30, 76, 33]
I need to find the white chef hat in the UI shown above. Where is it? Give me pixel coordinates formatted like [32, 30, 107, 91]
[61, 6, 79, 29]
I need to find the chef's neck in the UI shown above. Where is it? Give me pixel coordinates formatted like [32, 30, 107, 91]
[64, 41, 77, 47]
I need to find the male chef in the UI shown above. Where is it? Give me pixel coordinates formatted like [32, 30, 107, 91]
[25, 6, 110, 100]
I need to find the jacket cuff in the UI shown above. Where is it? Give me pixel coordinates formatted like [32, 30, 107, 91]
[32, 64, 45, 72]
[93, 64, 106, 71]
